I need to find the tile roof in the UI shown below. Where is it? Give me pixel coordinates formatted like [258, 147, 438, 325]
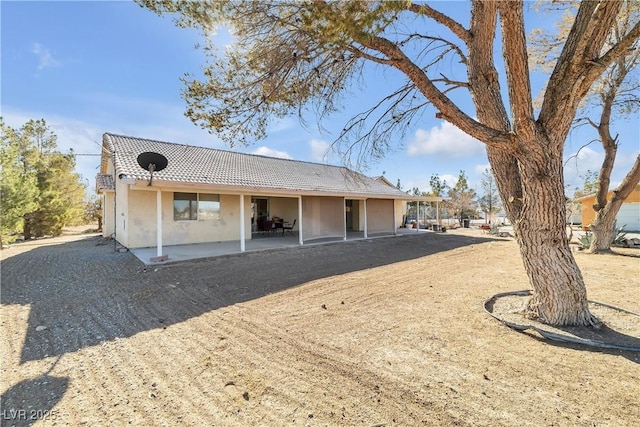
[95, 173, 114, 191]
[102, 133, 414, 199]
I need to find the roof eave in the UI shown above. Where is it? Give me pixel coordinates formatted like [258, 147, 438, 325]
[122, 178, 413, 199]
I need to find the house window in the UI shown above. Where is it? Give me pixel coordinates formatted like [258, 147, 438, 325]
[173, 192, 221, 221]
[174, 192, 197, 220]
[198, 193, 221, 220]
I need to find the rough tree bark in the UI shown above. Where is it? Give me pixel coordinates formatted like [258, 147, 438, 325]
[586, 69, 640, 253]
[476, 2, 598, 325]
[363, 1, 606, 325]
[589, 155, 640, 253]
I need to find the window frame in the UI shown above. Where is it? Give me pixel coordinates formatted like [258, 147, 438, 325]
[197, 193, 221, 220]
[173, 192, 221, 221]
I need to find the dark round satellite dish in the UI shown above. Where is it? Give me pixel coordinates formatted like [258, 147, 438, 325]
[137, 152, 168, 172]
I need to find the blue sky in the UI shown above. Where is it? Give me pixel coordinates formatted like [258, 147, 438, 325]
[2, 1, 638, 197]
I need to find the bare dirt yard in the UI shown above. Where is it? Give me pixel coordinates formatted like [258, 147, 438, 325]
[1, 227, 638, 426]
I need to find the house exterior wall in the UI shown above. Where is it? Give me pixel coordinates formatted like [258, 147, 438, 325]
[100, 161, 116, 240]
[580, 185, 640, 230]
[394, 200, 404, 229]
[302, 196, 344, 240]
[366, 198, 395, 234]
[115, 179, 130, 247]
[101, 174, 413, 247]
[353, 200, 362, 231]
[125, 190, 249, 248]
[102, 191, 115, 238]
[268, 197, 298, 225]
[616, 203, 640, 231]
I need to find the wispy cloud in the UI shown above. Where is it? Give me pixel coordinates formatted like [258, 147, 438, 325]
[268, 117, 297, 133]
[440, 174, 459, 188]
[251, 146, 293, 159]
[309, 138, 330, 162]
[31, 43, 61, 70]
[1, 97, 228, 193]
[2, 109, 103, 191]
[474, 163, 491, 176]
[563, 146, 606, 191]
[407, 121, 485, 157]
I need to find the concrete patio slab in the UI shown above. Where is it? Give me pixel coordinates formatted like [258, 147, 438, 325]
[129, 228, 434, 265]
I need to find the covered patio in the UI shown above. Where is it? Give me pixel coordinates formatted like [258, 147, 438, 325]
[129, 228, 433, 265]
[98, 133, 443, 264]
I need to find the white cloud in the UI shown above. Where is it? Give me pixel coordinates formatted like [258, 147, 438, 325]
[309, 138, 330, 162]
[563, 146, 605, 190]
[407, 121, 485, 157]
[3, 110, 103, 194]
[474, 163, 491, 176]
[614, 149, 640, 170]
[251, 146, 293, 159]
[563, 146, 639, 193]
[1, 99, 228, 194]
[269, 117, 297, 133]
[440, 174, 458, 188]
[31, 43, 61, 70]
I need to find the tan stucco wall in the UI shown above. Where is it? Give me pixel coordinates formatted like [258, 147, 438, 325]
[268, 197, 299, 225]
[100, 161, 116, 239]
[367, 199, 394, 233]
[102, 192, 115, 238]
[115, 179, 130, 247]
[302, 196, 344, 240]
[353, 200, 362, 231]
[108, 176, 409, 247]
[126, 190, 251, 248]
[580, 185, 640, 229]
[394, 200, 404, 229]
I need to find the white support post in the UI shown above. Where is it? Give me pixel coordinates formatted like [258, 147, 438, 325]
[416, 201, 420, 232]
[239, 194, 246, 252]
[393, 199, 397, 235]
[156, 189, 163, 257]
[297, 196, 303, 245]
[363, 199, 368, 239]
[343, 197, 347, 241]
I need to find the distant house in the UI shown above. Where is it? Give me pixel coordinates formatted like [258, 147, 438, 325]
[96, 133, 439, 256]
[576, 184, 640, 232]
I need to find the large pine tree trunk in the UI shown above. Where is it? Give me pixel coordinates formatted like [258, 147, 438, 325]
[23, 214, 32, 241]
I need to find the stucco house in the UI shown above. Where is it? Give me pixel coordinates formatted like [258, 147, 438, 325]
[96, 133, 438, 260]
[576, 184, 640, 232]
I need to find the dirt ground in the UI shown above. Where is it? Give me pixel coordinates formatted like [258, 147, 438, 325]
[1, 227, 638, 426]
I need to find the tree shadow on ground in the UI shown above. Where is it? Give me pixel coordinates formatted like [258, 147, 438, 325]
[516, 329, 640, 364]
[610, 249, 640, 258]
[0, 374, 68, 427]
[1, 232, 497, 364]
[485, 292, 640, 364]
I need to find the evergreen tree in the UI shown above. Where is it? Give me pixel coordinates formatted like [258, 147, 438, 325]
[0, 119, 39, 245]
[84, 197, 103, 230]
[445, 171, 477, 224]
[0, 118, 86, 242]
[478, 168, 502, 223]
[429, 174, 448, 197]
